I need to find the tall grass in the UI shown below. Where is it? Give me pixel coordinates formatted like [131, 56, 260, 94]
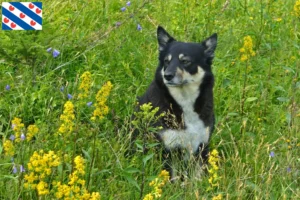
[0, 0, 299, 199]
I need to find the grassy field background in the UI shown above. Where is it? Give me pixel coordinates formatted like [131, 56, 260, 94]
[0, 0, 299, 199]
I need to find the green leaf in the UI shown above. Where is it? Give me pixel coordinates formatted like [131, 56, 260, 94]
[274, 86, 285, 92]
[124, 176, 140, 191]
[277, 97, 289, 102]
[143, 153, 154, 165]
[3, 175, 18, 181]
[246, 97, 258, 102]
[135, 142, 143, 150]
[286, 113, 291, 125]
[82, 149, 91, 161]
[245, 181, 261, 192]
[282, 66, 295, 74]
[227, 112, 239, 116]
[124, 167, 141, 174]
[57, 164, 63, 174]
[147, 143, 160, 148]
[296, 82, 300, 89]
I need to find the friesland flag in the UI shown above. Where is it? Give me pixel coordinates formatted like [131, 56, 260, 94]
[2, 2, 42, 30]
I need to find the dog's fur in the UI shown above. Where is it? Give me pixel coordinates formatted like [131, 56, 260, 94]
[131, 26, 217, 180]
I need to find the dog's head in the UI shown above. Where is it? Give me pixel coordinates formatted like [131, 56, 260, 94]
[157, 26, 217, 87]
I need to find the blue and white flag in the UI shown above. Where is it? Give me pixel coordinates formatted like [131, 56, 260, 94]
[2, 2, 42, 30]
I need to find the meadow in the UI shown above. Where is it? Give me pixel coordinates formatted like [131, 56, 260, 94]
[0, 0, 299, 199]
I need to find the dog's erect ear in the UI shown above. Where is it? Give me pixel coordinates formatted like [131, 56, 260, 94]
[202, 33, 218, 58]
[157, 26, 175, 51]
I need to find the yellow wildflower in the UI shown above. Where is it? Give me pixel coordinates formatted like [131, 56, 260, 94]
[24, 172, 38, 184]
[68, 171, 79, 185]
[293, 0, 300, 17]
[144, 194, 154, 200]
[212, 194, 222, 200]
[68, 156, 86, 187]
[207, 149, 220, 190]
[91, 81, 113, 121]
[74, 155, 85, 175]
[25, 150, 60, 194]
[79, 71, 92, 99]
[55, 182, 71, 199]
[274, 18, 282, 22]
[158, 169, 170, 183]
[78, 188, 91, 199]
[57, 101, 75, 137]
[240, 54, 248, 62]
[132, 103, 164, 127]
[26, 124, 39, 141]
[3, 140, 15, 156]
[24, 172, 38, 189]
[144, 170, 169, 199]
[36, 181, 49, 196]
[53, 155, 100, 199]
[90, 192, 101, 200]
[239, 36, 255, 62]
[11, 117, 25, 142]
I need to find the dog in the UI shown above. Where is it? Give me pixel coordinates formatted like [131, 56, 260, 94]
[131, 26, 217, 181]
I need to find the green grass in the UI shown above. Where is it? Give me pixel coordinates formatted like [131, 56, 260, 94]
[0, 0, 299, 199]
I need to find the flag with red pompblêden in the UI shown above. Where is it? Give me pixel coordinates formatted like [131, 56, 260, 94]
[2, 2, 42, 30]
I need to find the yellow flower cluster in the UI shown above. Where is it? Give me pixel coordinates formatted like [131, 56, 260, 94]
[24, 150, 60, 196]
[139, 103, 161, 121]
[91, 81, 113, 121]
[239, 36, 256, 62]
[36, 181, 49, 196]
[54, 155, 101, 200]
[212, 194, 222, 200]
[274, 17, 282, 22]
[78, 71, 92, 99]
[26, 124, 39, 141]
[58, 101, 75, 137]
[74, 155, 85, 174]
[293, 0, 300, 17]
[144, 194, 154, 200]
[208, 149, 220, 189]
[143, 170, 169, 200]
[132, 103, 165, 129]
[3, 118, 39, 156]
[3, 140, 15, 156]
[11, 117, 25, 142]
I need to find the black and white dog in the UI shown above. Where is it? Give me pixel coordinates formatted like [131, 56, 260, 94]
[131, 26, 217, 180]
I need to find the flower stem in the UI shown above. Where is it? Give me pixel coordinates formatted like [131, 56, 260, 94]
[139, 130, 146, 200]
[87, 125, 97, 190]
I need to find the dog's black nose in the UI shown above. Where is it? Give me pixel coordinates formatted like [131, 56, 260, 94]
[164, 73, 174, 81]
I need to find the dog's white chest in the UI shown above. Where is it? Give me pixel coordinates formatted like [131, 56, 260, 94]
[160, 84, 209, 154]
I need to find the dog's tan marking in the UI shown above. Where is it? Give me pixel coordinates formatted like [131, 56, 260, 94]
[176, 68, 183, 79]
[179, 54, 185, 60]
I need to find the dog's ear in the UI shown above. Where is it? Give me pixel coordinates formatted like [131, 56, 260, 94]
[202, 33, 218, 58]
[157, 26, 175, 51]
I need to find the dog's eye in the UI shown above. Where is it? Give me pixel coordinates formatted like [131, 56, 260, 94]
[164, 58, 170, 64]
[181, 59, 191, 65]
